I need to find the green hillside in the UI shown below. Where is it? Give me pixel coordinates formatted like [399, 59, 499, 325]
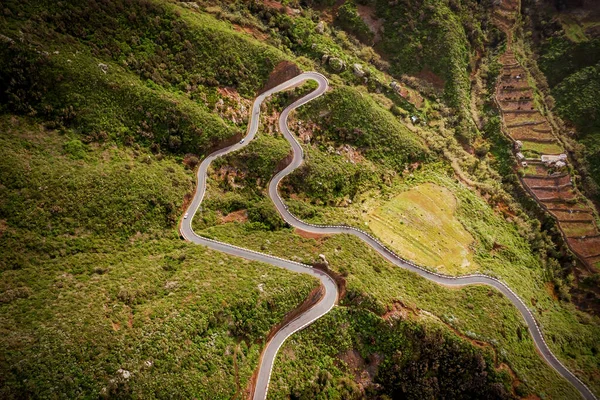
[1, 0, 599, 398]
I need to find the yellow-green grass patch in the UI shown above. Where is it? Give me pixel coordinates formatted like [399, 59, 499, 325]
[521, 140, 564, 155]
[561, 221, 598, 237]
[364, 183, 478, 274]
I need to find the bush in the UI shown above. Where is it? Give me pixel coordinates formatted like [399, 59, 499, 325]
[336, 1, 374, 45]
[247, 199, 285, 230]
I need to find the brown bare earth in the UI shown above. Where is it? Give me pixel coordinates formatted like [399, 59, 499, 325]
[492, 0, 600, 271]
[220, 209, 248, 224]
[523, 174, 571, 187]
[232, 24, 268, 41]
[415, 68, 446, 91]
[356, 4, 384, 42]
[259, 60, 302, 95]
[0, 219, 7, 237]
[294, 228, 329, 241]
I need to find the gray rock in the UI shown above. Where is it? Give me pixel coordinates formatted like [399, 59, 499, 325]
[328, 57, 345, 72]
[316, 21, 325, 34]
[164, 281, 179, 290]
[98, 63, 108, 74]
[352, 63, 365, 77]
[117, 369, 131, 380]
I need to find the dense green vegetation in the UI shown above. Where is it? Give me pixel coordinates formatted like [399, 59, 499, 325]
[0, 0, 291, 155]
[196, 215, 585, 398]
[270, 308, 514, 399]
[196, 110, 600, 395]
[0, 116, 317, 397]
[298, 86, 427, 169]
[1, 0, 285, 96]
[523, 2, 600, 199]
[373, 0, 489, 140]
[216, 132, 291, 185]
[2, 0, 600, 397]
[336, 1, 374, 45]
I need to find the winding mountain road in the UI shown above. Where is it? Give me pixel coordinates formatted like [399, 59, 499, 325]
[180, 72, 596, 400]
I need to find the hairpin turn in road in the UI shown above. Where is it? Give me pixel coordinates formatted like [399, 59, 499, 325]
[180, 72, 596, 400]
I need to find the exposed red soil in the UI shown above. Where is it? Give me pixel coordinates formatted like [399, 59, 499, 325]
[181, 192, 194, 214]
[313, 263, 347, 301]
[382, 300, 418, 320]
[0, 219, 7, 237]
[532, 187, 576, 201]
[499, 78, 531, 91]
[569, 236, 600, 258]
[523, 174, 571, 187]
[414, 68, 446, 91]
[214, 87, 252, 126]
[497, 89, 533, 101]
[294, 227, 329, 241]
[220, 209, 248, 224]
[546, 281, 559, 300]
[551, 210, 594, 222]
[586, 255, 600, 268]
[496, 202, 518, 218]
[545, 202, 591, 212]
[232, 24, 268, 41]
[312, 0, 345, 24]
[259, 60, 302, 95]
[356, 4, 383, 42]
[260, 0, 300, 16]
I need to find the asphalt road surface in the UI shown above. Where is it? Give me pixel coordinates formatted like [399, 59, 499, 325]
[181, 72, 596, 400]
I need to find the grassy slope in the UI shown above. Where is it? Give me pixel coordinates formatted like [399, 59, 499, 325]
[194, 112, 599, 396]
[373, 0, 482, 140]
[0, 1, 320, 396]
[366, 182, 479, 275]
[198, 221, 579, 398]
[297, 85, 427, 169]
[0, 116, 318, 398]
[1, 0, 598, 397]
[0, 0, 291, 155]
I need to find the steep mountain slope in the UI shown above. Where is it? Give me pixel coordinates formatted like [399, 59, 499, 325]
[1, 0, 599, 398]
[522, 0, 600, 203]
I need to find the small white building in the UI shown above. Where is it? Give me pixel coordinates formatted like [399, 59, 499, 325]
[541, 154, 567, 163]
[555, 161, 566, 169]
[516, 152, 525, 161]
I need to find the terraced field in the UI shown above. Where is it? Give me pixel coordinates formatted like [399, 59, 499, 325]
[493, 0, 600, 271]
